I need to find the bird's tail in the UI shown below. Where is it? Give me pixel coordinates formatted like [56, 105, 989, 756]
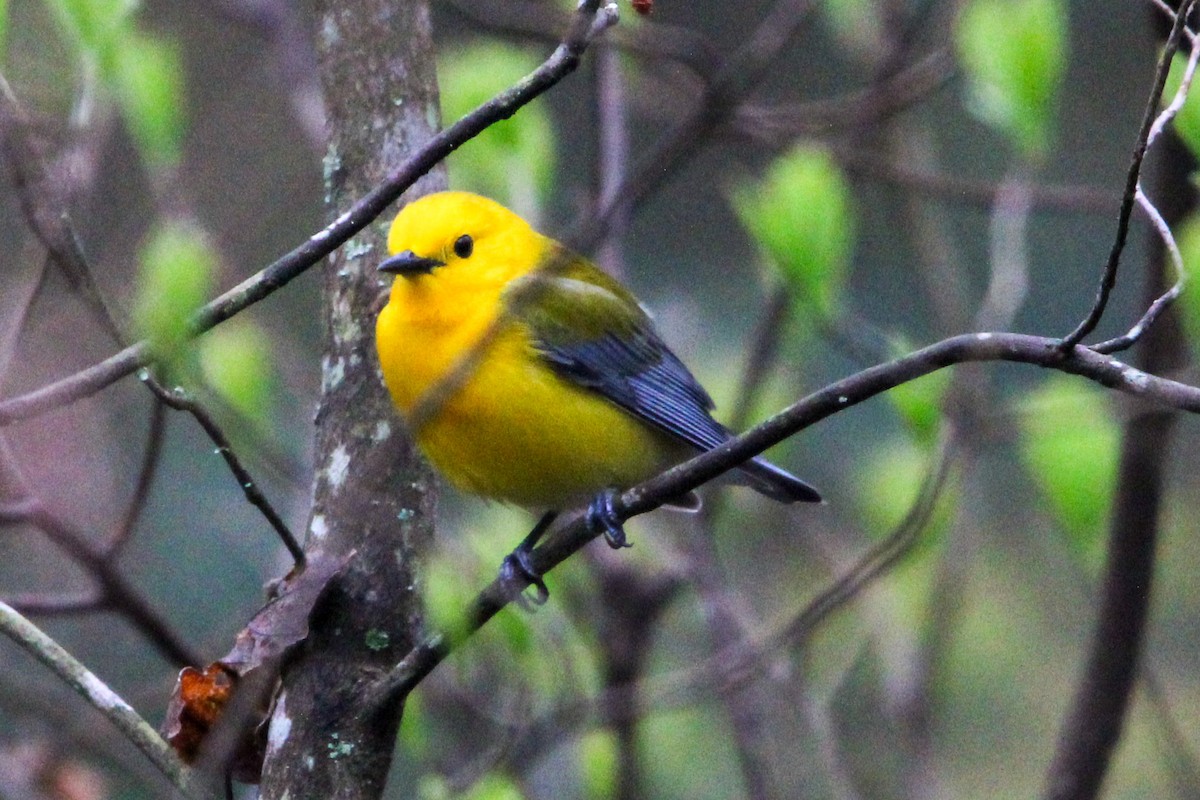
[737, 456, 822, 504]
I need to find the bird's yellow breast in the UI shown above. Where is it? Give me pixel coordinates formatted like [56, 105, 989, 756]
[376, 285, 681, 509]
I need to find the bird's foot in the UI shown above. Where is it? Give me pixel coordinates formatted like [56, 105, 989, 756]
[587, 489, 630, 550]
[501, 547, 549, 608]
[500, 510, 558, 608]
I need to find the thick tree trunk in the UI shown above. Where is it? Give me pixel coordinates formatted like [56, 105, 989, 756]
[260, 1, 442, 797]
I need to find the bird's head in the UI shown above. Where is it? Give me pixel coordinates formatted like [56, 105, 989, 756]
[379, 192, 543, 295]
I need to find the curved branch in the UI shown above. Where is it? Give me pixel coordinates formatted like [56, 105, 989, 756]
[363, 330, 1200, 710]
[0, 599, 198, 797]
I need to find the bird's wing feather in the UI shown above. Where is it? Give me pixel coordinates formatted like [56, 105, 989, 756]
[502, 254, 731, 453]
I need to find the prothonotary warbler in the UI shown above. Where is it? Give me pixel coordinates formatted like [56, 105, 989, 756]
[375, 191, 819, 597]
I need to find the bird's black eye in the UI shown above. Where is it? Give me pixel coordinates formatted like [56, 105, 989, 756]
[453, 234, 474, 259]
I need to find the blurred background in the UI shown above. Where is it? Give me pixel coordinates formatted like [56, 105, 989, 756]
[2, 0, 1199, 798]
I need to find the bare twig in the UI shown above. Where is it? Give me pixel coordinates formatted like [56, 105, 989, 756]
[143, 376, 305, 565]
[5, 590, 103, 615]
[732, 49, 955, 141]
[1089, 24, 1200, 354]
[1044, 7, 1196, 793]
[975, 174, 1034, 330]
[1058, 0, 1196, 349]
[497, 429, 956, 774]
[1090, 186, 1188, 354]
[838, 150, 1118, 214]
[107, 399, 168, 555]
[0, 599, 199, 797]
[444, 0, 722, 80]
[0, 438, 200, 667]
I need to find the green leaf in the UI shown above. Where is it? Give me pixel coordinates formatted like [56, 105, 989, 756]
[1163, 52, 1200, 161]
[43, 0, 138, 64]
[580, 729, 618, 800]
[421, 553, 477, 644]
[884, 339, 950, 441]
[460, 773, 525, 800]
[1017, 375, 1117, 569]
[956, 0, 1068, 158]
[112, 31, 185, 168]
[0, 0, 9, 65]
[398, 691, 429, 756]
[1175, 211, 1200, 358]
[198, 320, 274, 423]
[438, 41, 556, 220]
[133, 220, 215, 367]
[732, 145, 855, 316]
[855, 437, 955, 550]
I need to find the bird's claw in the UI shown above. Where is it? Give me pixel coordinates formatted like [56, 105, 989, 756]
[502, 548, 550, 608]
[587, 489, 630, 549]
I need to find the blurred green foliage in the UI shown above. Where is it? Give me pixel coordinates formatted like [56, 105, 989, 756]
[44, 0, 185, 169]
[438, 41, 557, 221]
[732, 145, 855, 317]
[1163, 51, 1200, 162]
[956, 0, 1068, 158]
[578, 729, 618, 800]
[0, 0, 9, 64]
[1175, 211, 1200, 357]
[132, 219, 216, 368]
[855, 436, 955, 550]
[197, 319, 275, 425]
[1017, 375, 1118, 570]
[419, 772, 526, 800]
[819, 0, 884, 60]
[111, 31, 184, 168]
[883, 340, 952, 443]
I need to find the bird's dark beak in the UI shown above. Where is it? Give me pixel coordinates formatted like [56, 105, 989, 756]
[378, 250, 445, 276]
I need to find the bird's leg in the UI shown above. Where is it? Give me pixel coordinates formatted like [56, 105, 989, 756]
[587, 489, 630, 549]
[501, 510, 558, 606]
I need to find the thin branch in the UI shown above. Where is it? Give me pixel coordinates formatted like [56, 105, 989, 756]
[0, 74, 123, 346]
[1089, 27, 1200, 354]
[1044, 8, 1196, 793]
[444, 0, 722, 80]
[107, 398, 168, 555]
[4, 590, 104, 615]
[1090, 186, 1188, 354]
[1059, 0, 1197, 349]
[975, 174, 1034, 330]
[0, 0, 619, 427]
[0, 438, 200, 667]
[0, 249, 50, 388]
[0, 599, 199, 797]
[594, 42, 630, 277]
[731, 48, 955, 140]
[1148, 0, 1199, 44]
[0, 497, 36, 523]
[143, 376, 305, 566]
[837, 150, 1118, 214]
[362, 330, 1200, 712]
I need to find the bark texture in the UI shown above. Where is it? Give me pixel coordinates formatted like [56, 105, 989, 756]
[260, 1, 442, 796]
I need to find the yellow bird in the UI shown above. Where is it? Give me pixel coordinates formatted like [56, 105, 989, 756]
[376, 191, 819, 593]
